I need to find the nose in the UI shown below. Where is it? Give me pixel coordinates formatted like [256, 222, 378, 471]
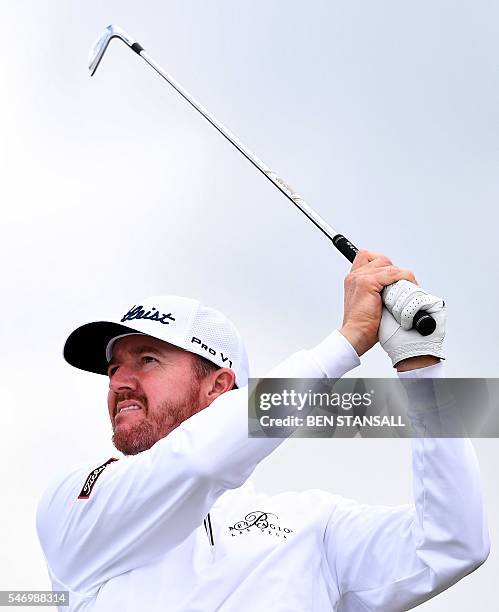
[109, 363, 139, 394]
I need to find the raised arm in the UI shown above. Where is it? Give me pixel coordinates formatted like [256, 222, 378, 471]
[324, 362, 490, 611]
[324, 250, 489, 610]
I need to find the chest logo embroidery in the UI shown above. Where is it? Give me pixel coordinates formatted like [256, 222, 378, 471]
[77, 457, 119, 499]
[228, 511, 294, 539]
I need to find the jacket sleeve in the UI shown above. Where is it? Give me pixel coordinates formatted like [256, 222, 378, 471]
[324, 362, 490, 611]
[36, 330, 359, 594]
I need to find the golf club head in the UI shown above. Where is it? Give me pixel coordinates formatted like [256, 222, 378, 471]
[88, 25, 137, 76]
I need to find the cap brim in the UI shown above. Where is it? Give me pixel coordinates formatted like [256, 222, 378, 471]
[63, 321, 144, 375]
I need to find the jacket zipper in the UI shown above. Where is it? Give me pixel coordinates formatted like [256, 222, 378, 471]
[203, 512, 215, 546]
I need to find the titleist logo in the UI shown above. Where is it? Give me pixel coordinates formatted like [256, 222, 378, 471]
[78, 458, 118, 500]
[121, 305, 176, 325]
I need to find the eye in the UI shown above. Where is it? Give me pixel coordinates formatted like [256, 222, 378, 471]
[141, 355, 159, 365]
[107, 365, 119, 378]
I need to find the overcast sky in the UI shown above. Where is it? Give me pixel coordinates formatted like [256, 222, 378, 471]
[1, 1, 498, 610]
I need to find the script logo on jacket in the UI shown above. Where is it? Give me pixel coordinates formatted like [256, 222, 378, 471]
[228, 511, 294, 539]
[77, 458, 119, 499]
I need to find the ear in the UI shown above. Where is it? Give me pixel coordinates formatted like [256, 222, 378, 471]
[200, 368, 236, 407]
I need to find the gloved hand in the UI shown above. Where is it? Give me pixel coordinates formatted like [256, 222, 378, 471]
[379, 280, 447, 367]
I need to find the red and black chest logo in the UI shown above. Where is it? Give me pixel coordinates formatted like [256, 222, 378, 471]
[77, 457, 119, 499]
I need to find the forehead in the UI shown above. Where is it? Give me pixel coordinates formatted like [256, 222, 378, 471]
[110, 334, 187, 360]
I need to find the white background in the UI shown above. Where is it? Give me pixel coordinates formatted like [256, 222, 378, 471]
[1, 1, 497, 610]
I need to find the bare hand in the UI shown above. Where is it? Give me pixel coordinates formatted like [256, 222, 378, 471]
[339, 250, 417, 356]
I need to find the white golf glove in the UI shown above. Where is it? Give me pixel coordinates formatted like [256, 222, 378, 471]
[379, 280, 447, 367]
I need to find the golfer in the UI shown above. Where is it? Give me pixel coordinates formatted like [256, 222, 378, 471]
[36, 250, 489, 611]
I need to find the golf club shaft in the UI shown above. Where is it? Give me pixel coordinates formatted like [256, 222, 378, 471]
[141, 53, 354, 251]
[101, 36, 435, 336]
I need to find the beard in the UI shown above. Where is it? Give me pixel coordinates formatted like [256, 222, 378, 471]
[112, 380, 202, 456]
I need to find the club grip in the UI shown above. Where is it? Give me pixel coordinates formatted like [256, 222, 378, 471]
[332, 234, 359, 263]
[332, 234, 436, 336]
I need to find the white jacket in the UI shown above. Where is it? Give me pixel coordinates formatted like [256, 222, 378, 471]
[36, 330, 490, 611]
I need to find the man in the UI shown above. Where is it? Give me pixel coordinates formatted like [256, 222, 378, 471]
[36, 250, 489, 611]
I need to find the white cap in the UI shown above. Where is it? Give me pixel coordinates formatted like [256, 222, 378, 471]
[63, 296, 249, 388]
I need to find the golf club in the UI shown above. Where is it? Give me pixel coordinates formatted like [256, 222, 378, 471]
[88, 25, 436, 336]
